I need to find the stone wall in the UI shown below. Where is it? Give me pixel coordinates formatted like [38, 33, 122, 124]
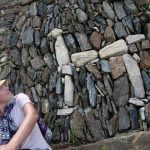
[0, 0, 150, 145]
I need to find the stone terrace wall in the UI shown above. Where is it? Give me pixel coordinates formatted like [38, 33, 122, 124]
[0, 0, 150, 145]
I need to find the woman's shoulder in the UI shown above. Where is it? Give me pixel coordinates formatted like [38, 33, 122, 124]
[15, 93, 30, 100]
[15, 93, 31, 107]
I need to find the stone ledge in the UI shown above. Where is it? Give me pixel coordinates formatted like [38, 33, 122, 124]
[52, 131, 150, 150]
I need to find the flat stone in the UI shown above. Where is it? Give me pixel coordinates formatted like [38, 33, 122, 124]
[84, 108, 105, 141]
[64, 34, 78, 53]
[140, 51, 150, 69]
[103, 75, 113, 97]
[37, 1, 47, 18]
[133, 53, 140, 63]
[12, 47, 22, 66]
[129, 98, 145, 107]
[64, 75, 74, 106]
[32, 16, 41, 28]
[145, 103, 150, 126]
[48, 28, 63, 39]
[104, 26, 116, 43]
[34, 31, 40, 47]
[122, 16, 134, 33]
[142, 40, 150, 50]
[113, 75, 129, 107]
[85, 64, 102, 79]
[16, 15, 26, 30]
[22, 26, 34, 46]
[86, 74, 97, 108]
[40, 38, 49, 55]
[9, 32, 19, 48]
[119, 107, 130, 131]
[114, 22, 127, 38]
[123, 54, 145, 98]
[75, 33, 92, 51]
[100, 60, 111, 73]
[76, 8, 88, 23]
[30, 55, 45, 70]
[57, 108, 74, 116]
[109, 56, 126, 79]
[70, 109, 85, 141]
[144, 23, 150, 39]
[55, 35, 70, 66]
[128, 44, 138, 53]
[129, 104, 139, 130]
[114, 1, 126, 20]
[0, 65, 11, 80]
[62, 65, 72, 75]
[141, 70, 150, 92]
[71, 50, 98, 67]
[56, 76, 63, 94]
[44, 53, 56, 71]
[126, 34, 146, 44]
[89, 31, 102, 50]
[99, 39, 128, 59]
[124, 0, 138, 14]
[29, 2, 37, 16]
[102, 1, 115, 20]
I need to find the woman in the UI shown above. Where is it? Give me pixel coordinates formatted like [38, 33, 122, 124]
[0, 79, 52, 150]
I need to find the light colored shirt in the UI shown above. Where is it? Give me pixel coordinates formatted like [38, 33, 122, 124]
[10, 93, 52, 150]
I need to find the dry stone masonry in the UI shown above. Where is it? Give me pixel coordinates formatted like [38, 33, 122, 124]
[0, 0, 150, 145]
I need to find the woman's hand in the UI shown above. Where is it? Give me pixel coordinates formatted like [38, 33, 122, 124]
[0, 143, 16, 150]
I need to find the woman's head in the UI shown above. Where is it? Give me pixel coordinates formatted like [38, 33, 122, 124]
[0, 79, 13, 103]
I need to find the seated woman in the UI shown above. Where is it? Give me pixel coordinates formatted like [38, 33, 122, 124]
[0, 79, 52, 150]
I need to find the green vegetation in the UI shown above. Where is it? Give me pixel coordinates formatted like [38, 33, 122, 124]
[96, 145, 107, 150]
[70, 127, 78, 144]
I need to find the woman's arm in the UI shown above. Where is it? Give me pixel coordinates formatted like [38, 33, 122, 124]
[0, 103, 38, 150]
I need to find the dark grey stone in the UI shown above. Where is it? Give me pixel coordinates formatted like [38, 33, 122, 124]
[113, 75, 129, 107]
[86, 74, 97, 108]
[141, 70, 150, 92]
[104, 75, 113, 97]
[9, 32, 19, 48]
[114, 1, 126, 20]
[22, 26, 34, 46]
[34, 31, 41, 47]
[129, 104, 139, 130]
[77, 0, 85, 11]
[79, 66, 87, 86]
[133, 17, 141, 34]
[84, 108, 105, 141]
[95, 16, 107, 33]
[37, 1, 47, 18]
[12, 47, 22, 66]
[114, 22, 127, 38]
[122, 16, 134, 33]
[119, 107, 130, 131]
[40, 38, 49, 55]
[64, 34, 78, 53]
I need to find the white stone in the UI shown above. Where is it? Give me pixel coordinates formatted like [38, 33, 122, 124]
[133, 53, 140, 63]
[55, 35, 70, 66]
[71, 50, 98, 67]
[57, 66, 62, 73]
[123, 54, 145, 98]
[139, 107, 145, 120]
[99, 39, 128, 59]
[64, 75, 74, 106]
[126, 34, 146, 44]
[62, 65, 72, 75]
[129, 98, 145, 106]
[57, 108, 74, 116]
[0, 56, 7, 63]
[47, 28, 63, 39]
